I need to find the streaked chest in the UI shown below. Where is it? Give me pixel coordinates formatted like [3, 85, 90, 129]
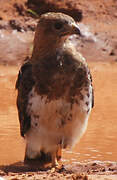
[27, 82, 92, 131]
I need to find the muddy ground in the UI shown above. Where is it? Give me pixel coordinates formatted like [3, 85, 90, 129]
[0, 0, 117, 179]
[0, 160, 117, 180]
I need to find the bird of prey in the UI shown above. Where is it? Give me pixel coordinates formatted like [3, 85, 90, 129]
[16, 12, 94, 167]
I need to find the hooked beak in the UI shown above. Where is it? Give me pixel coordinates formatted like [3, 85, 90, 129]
[71, 23, 83, 37]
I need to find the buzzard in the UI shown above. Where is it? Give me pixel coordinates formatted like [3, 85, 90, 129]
[16, 12, 94, 167]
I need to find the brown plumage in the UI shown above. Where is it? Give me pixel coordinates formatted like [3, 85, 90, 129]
[16, 12, 94, 167]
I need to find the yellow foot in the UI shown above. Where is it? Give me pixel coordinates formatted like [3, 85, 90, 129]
[51, 163, 64, 173]
[51, 150, 64, 172]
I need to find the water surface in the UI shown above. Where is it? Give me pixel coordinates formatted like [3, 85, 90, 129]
[0, 63, 117, 166]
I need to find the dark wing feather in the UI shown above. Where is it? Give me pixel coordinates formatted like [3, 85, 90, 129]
[89, 72, 94, 108]
[92, 87, 94, 108]
[16, 58, 35, 137]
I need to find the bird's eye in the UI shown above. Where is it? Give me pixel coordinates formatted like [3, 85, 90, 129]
[54, 22, 63, 30]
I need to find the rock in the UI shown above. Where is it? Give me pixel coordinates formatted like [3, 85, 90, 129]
[26, 0, 83, 21]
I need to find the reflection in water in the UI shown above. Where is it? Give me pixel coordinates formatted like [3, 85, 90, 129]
[0, 63, 117, 165]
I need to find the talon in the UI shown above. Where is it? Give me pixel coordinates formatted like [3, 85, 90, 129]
[51, 163, 64, 173]
[51, 167, 56, 173]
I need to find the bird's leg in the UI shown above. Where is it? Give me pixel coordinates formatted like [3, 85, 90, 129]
[51, 147, 63, 173]
[51, 151, 61, 173]
[51, 151, 59, 167]
[56, 145, 62, 161]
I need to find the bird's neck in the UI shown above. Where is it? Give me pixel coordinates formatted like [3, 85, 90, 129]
[31, 36, 67, 61]
[31, 33, 86, 67]
[30, 30, 72, 62]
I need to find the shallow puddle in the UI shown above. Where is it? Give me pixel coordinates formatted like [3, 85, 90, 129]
[0, 62, 117, 166]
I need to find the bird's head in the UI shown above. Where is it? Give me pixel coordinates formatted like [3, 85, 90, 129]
[38, 12, 82, 37]
[32, 12, 82, 60]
